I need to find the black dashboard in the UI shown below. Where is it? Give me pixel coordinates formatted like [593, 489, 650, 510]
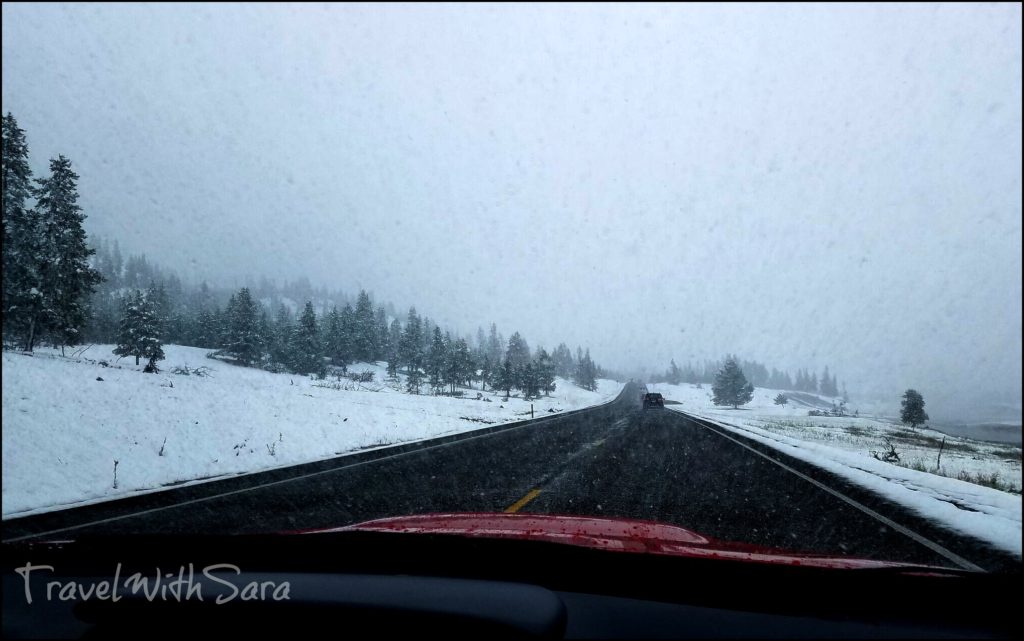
[2, 531, 1018, 638]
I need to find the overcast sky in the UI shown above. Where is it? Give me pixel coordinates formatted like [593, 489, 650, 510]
[2, 3, 1020, 420]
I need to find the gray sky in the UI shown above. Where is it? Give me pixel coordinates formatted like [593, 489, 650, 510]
[2, 3, 1021, 419]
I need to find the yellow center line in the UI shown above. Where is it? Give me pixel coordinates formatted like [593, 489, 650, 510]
[504, 488, 542, 513]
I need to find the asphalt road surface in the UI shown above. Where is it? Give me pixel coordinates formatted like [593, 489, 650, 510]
[3, 383, 1019, 572]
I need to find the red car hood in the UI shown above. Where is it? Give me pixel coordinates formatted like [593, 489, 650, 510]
[307, 512, 948, 571]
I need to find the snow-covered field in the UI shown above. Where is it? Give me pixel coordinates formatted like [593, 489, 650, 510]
[2, 345, 621, 518]
[648, 382, 1022, 558]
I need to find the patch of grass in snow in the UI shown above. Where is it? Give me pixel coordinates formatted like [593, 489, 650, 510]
[958, 470, 1020, 494]
[896, 459, 1021, 494]
[844, 425, 872, 438]
[764, 419, 818, 429]
[990, 447, 1023, 463]
[891, 430, 979, 454]
[760, 420, 859, 445]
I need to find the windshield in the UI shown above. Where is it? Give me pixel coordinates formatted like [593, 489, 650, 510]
[2, 0, 1021, 586]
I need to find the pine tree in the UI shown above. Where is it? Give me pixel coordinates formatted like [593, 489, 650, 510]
[353, 290, 376, 362]
[290, 301, 324, 376]
[522, 362, 540, 399]
[386, 318, 402, 378]
[113, 290, 164, 369]
[269, 304, 294, 370]
[667, 359, 682, 384]
[476, 327, 487, 357]
[420, 317, 434, 360]
[400, 307, 423, 376]
[486, 323, 503, 370]
[551, 343, 574, 378]
[573, 348, 597, 391]
[900, 389, 929, 429]
[338, 303, 356, 364]
[374, 306, 389, 362]
[2, 113, 45, 350]
[534, 348, 556, 395]
[454, 337, 473, 391]
[820, 367, 837, 397]
[34, 155, 104, 352]
[496, 358, 515, 399]
[712, 356, 754, 408]
[147, 281, 171, 341]
[224, 287, 263, 366]
[108, 240, 123, 288]
[505, 332, 531, 390]
[324, 306, 345, 366]
[479, 354, 492, 391]
[427, 326, 446, 393]
[405, 366, 423, 394]
[444, 334, 471, 394]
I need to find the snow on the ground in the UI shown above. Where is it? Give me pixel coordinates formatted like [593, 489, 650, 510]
[2, 345, 621, 518]
[648, 382, 1023, 558]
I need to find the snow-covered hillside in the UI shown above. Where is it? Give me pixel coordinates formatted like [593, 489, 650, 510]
[648, 382, 1022, 558]
[2, 345, 621, 518]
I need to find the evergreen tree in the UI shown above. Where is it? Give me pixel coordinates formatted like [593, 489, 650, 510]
[900, 389, 929, 429]
[551, 343, 574, 378]
[338, 303, 356, 364]
[386, 318, 402, 378]
[290, 301, 324, 376]
[667, 359, 682, 385]
[573, 348, 598, 391]
[224, 287, 263, 366]
[146, 281, 171, 341]
[220, 294, 237, 349]
[820, 367, 837, 396]
[479, 354, 492, 391]
[374, 306, 389, 362]
[400, 307, 423, 375]
[2, 112, 44, 350]
[534, 347, 556, 395]
[442, 333, 461, 394]
[324, 306, 345, 366]
[109, 240, 123, 288]
[496, 357, 515, 399]
[257, 308, 272, 357]
[34, 155, 104, 352]
[712, 356, 754, 408]
[522, 362, 540, 399]
[505, 331, 531, 390]
[486, 323, 503, 369]
[405, 366, 423, 394]
[113, 290, 164, 368]
[353, 290, 376, 361]
[269, 304, 294, 370]
[427, 326, 446, 393]
[420, 317, 434, 359]
[454, 337, 473, 391]
[476, 326, 487, 357]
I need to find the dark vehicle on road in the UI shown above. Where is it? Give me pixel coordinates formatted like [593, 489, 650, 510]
[642, 392, 665, 409]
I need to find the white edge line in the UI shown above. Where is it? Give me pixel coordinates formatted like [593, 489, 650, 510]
[673, 409, 986, 572]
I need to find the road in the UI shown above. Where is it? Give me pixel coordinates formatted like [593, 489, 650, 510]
[3, 383, 1019, 572]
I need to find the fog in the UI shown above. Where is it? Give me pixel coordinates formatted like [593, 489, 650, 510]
[2, 4, 1020, 421]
